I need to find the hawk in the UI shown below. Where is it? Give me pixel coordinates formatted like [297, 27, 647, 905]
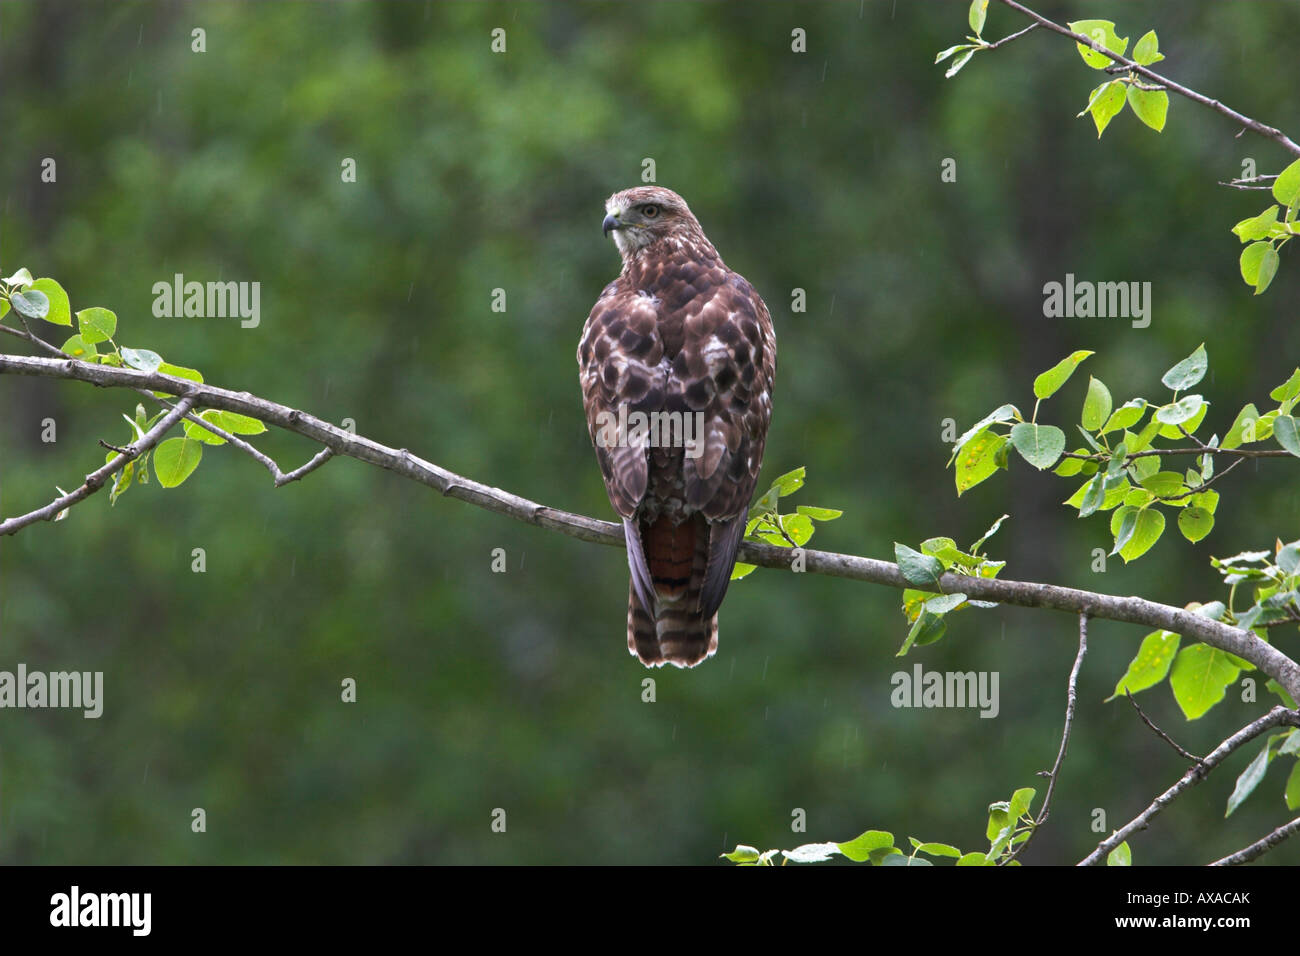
[578, 186, 777, 668]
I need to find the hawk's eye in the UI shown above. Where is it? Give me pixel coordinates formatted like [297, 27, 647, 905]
[640, 204, 660, 218]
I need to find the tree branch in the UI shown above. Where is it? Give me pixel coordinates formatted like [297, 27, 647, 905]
[1078, 706, 1300, 865]
[1125, 689, 1201, 763]
[2, 350, 1299, 701]
[0, 395, 196, 535]
[1002, 612, 1087, 865]
[995, 0, 1300, 157]
[1208, 815, 1300, 866]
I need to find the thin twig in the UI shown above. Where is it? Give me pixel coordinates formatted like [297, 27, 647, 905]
[1218, 175, 1278, 192]
[995, 0, 1300, 157]
[1059, 446, 1291, 461]
[0, 396, 196, 535]
[1150, 455, 1246, 502]
[1078, 706, 1300, 865]
[982, 22, 1037, 50]
[1001, 612, 1088, 865]
[1208, 815, 1300, 866]
[1125, 689, 1201, 763]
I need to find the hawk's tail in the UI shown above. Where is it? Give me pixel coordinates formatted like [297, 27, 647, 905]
[626, 513, 720, 668]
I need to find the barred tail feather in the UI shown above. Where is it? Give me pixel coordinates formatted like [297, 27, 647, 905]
[625, 513, 720, 667]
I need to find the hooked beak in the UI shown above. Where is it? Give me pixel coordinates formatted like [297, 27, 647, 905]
[602, 213, 622, 236]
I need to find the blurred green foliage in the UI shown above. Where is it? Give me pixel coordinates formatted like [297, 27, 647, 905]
[1, 1, 1298, 864]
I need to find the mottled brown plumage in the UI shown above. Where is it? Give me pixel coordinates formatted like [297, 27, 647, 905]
[578, 186, 776, 667]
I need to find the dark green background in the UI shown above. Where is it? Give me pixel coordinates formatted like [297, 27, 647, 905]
[1, 0, 1297, 864]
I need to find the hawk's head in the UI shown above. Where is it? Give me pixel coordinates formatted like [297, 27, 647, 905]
[602, 186, 706, 258]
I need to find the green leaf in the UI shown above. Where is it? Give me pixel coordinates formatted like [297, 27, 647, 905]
[1156, 394, 1204, 426]
[1178, 506, 1214, 543]
[9, 289, 50, 320]
[955, 430, 1006, 495]
[1107, 842, 1132, 866]
[796, 505, 843, 521]
[1270, 369, 1300, 404]
[121, 347, 164, 372]
[935, 44, 973, 64]
[1033, 350, 1093, 400]
[1107, 630, 1180, 700]
[956, 851, 992, 866]
[915, 841, 962, 859]
[945, 48, 977, 79]
[1233, 206, 1280, 243]
[949, 404, 1020, 464]
[895, 543, 945, 589]
[1010, 422, 1065, 470]
[986, 804, 1011, 842]
[1118, 508, 1164, 563]
[4, 267, 34, 288]
[770, 467, 805, 497]
[0, 298, 8, 321]
[1101, 398, 1147, 434]
[1273, 157, 1300, 207]
[29, 278, 71, 325]
[1170, 644, 1241, 720]
[153, 437, 203, 488]
[779, 513, 814, 547]
[897, 611, 946, 656]
[1081, 377, 1113, 430]
[1132, 29, 1162, 65]
[837, 830, 894, 863]
[1240, 241, 1274, 286]
[1082, 81, 1126, 137]
[1158, 399, 1208, 440]
[1273, 416, 1300, 457]
[75, 307, 117, 345]
[1074, 473, 1106, 517]
[1161, 344, 1207, 390]
[1254, 244, 1280, 295]
[968, 0, 988, 36]
[1110, 506, 1139, 555]
[1138, 471, 1185, 496]
[1067, 19, 1128, 69]
[782, 842, 841, 863]
[1127, 85, 1168, 132]
[1008, 787, 1036, 820]
[60, 334, 97, 359]
[1226, 740, 1277, 817]
[720, 845, 761, 863]
[924, 592, 967, 614]
[1222, 403, 1261, 449]
[970, 513, 1008, 554]
[152, 362, 204, 397]
[730, 561, 756, 581]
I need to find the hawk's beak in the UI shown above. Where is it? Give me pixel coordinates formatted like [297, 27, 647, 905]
[602, 213, 622, 236]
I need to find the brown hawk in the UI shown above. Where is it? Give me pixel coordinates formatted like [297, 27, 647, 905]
[578, 186, 777, 668]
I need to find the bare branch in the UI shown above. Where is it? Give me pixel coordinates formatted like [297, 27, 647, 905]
[1002, 612, 1087, 865]
[1209, 815, 1300, 866]
[995, 0, 1300, 157]
[2, 351, 1300, 701]
[1079, 706, 1300, 865]
[0, 396, 196, 535]
[1125, 689, 1201, 763]
[981, 22, 1037, 50]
